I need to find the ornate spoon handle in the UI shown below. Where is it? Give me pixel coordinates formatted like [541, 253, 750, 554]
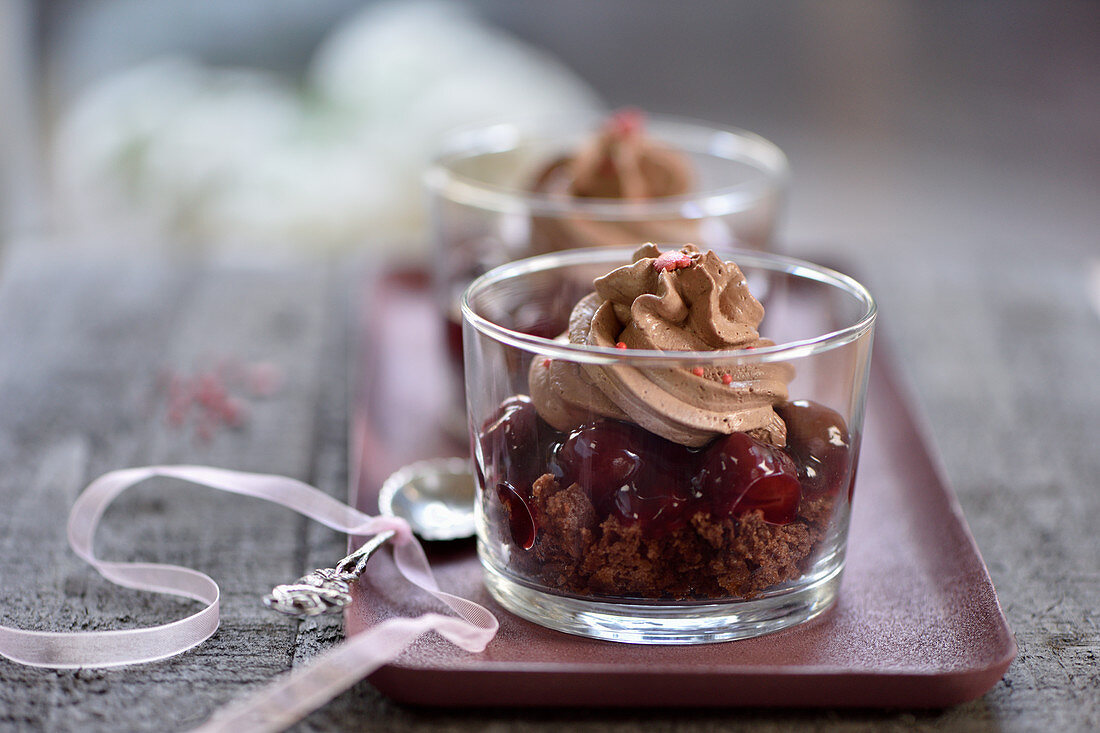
[263, 530, 397, 618]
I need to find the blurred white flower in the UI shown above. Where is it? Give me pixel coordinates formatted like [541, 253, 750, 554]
[51, 1, 602, 254]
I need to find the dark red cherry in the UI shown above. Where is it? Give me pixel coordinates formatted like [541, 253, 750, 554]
[497, 481, 537, 550]
[444, 315, 464, 368]
[776, 400, 852, 498]
[697, 432, 801, 524]
[555, 420, 701, 535]
[737, 472, 802, 524]
[555, 420, 646, 516]
[480, 396, 538, 452]
[478, 395, 543, 489]
[612, 440, 698, 534]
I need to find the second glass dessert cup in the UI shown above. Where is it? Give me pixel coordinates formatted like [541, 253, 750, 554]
[461, 246, 876, 644]
[427, 113, 790, 310]
[427, 113, 790, 435]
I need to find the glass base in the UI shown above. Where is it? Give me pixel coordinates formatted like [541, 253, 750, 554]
[483, 563, 843, 645]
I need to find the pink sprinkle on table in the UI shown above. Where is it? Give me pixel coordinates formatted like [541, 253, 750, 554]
[244, 362, 284, 397]
[158, 359, 281, 442]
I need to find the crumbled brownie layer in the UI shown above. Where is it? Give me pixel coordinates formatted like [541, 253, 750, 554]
[500, 473, 836, 600]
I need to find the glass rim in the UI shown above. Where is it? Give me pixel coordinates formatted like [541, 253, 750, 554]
[423, 113, 789, 219]
[460, 245, 877, 364]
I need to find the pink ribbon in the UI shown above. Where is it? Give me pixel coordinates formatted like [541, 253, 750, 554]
[0, 466, 499, 732]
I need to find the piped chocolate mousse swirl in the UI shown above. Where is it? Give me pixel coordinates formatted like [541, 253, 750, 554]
[529, 109, 699, 253]
[529, 244, 793, 447]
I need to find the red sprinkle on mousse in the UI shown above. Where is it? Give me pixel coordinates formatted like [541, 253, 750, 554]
[653, 250, 694, 272]
[615, 342, 628, 349]
[721, 374, 734, 385]
[691, 367, 705, 377]
[606, 107, 644, 138]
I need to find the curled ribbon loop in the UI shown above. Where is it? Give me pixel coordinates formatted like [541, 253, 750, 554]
[0, 466, 499, 732]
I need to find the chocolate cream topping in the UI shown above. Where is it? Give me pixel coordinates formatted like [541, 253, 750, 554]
[529, 244, 793, 447]
[528, 110, 699, 253]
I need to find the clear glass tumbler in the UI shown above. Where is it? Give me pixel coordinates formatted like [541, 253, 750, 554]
[426, 114, 789, 401]
[461, 246, 876, 644]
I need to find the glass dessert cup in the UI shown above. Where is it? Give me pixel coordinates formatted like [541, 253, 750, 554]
[461, 245, 876, 644]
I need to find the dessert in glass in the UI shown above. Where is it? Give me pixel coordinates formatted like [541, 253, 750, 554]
[461, 244, 876, 644]
[426, 110, 789, 426]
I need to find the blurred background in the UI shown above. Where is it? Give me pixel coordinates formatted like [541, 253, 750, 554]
[1, 0, 1097, 262]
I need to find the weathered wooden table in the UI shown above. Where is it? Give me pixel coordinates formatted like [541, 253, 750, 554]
[0, 230, 1096, 731]
[2, 2, 1098, 730]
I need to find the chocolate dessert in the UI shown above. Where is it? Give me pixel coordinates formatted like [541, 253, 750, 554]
[476, 244, 853, 601]
[528, 110, 701, 254]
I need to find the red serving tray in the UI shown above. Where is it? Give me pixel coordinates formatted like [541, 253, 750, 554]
[346, 267, 1016, 708]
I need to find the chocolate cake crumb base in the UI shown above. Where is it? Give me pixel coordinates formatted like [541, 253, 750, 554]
[506, 473, 836, 601]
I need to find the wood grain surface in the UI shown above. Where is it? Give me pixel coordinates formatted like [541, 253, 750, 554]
[0, 243, 1095, 732]
[2, 1, 1098, 731]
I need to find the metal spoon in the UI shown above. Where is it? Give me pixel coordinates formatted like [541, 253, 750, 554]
[376, 457, 477, 542]
[263, 457, 476, 617]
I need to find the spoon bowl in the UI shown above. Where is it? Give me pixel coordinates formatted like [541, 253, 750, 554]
[377, 457, 477, 541]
